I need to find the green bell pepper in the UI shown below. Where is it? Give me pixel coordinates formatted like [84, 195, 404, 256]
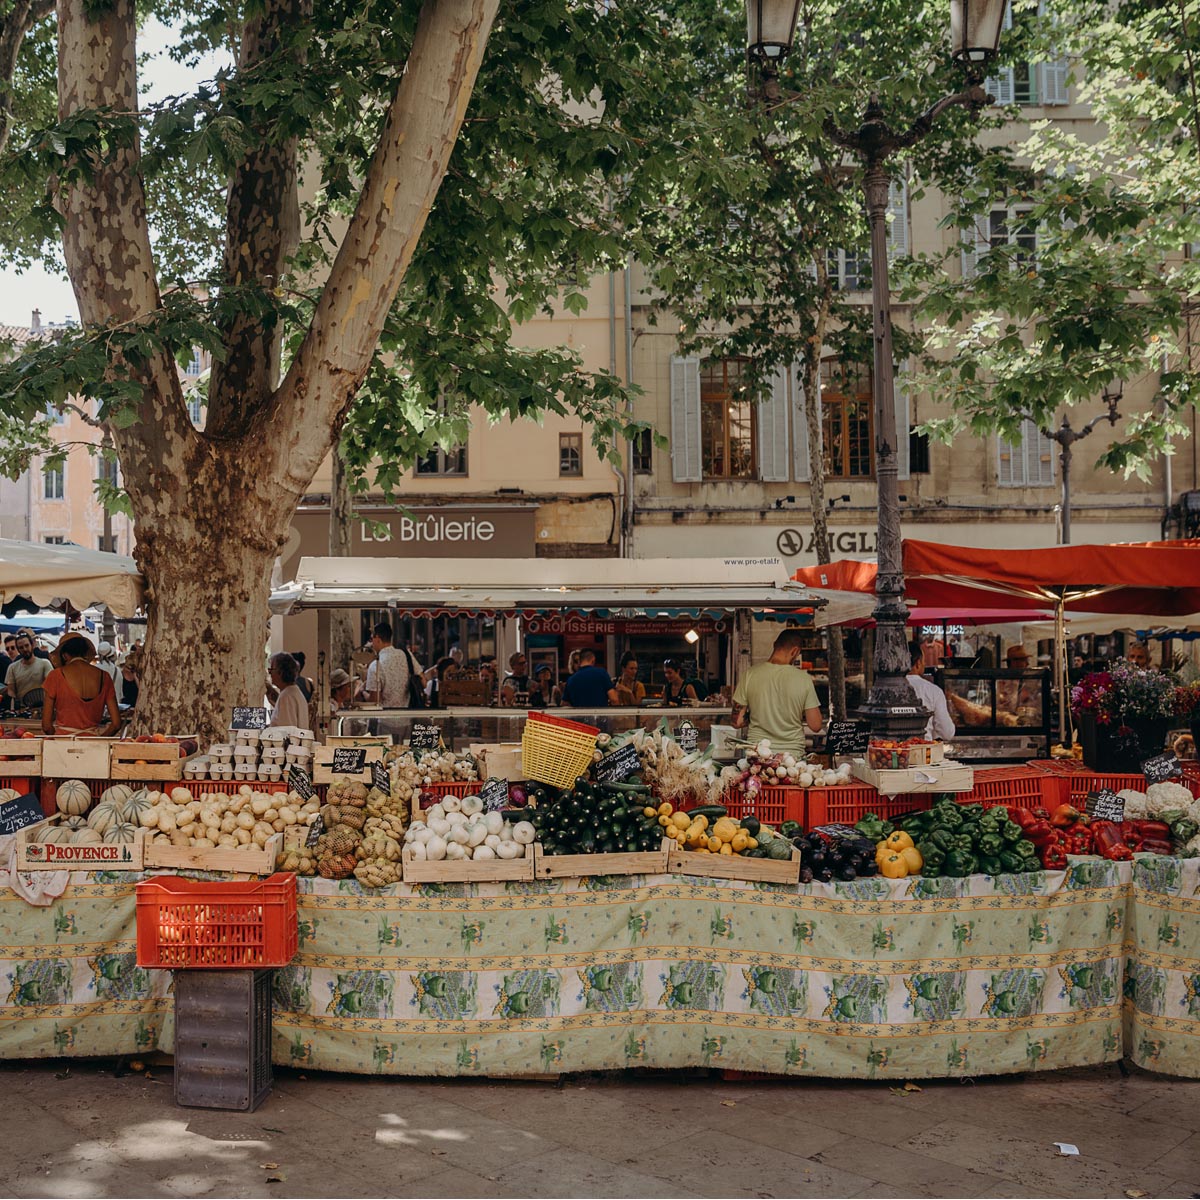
[999, 849, 1025, 873]
[1001, 820, 1025, 843]
[934, 805, 963, 830]
[978, 854, 1003, 877]
[959, 804, 985, 821]
[977, 832, 1004, 857]
[917, 843, 945, 869]
[853, 814, 887, 841]
[944, 849, 978, 878]
[922, 861, 943, 878]
[928, 828, 956, 853]
[1016, 838, 1039, 860]
[953, 832, 975, 853]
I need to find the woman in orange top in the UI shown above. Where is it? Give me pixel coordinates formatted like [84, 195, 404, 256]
[42, 634, 122, 736]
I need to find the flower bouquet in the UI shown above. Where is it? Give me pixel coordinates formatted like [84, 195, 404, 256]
[1070, 660, 1180, 772]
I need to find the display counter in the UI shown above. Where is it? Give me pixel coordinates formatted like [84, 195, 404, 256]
[3, 858, 1198, 1079]
[335, 706, 734, 749]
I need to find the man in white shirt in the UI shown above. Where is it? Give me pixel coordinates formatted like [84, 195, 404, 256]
[906, 642, 955, 742]
[360, 621, 424, 708]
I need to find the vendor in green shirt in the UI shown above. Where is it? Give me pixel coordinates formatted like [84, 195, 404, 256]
[731, 629, 823, 755]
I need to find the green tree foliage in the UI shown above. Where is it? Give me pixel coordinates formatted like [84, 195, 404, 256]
[912, 0, 1200, 478]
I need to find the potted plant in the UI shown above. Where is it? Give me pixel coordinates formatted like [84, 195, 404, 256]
[1071, 661, 1180, 773]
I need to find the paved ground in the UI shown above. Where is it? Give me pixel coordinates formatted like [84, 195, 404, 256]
[0, 1060, 1198, 1198]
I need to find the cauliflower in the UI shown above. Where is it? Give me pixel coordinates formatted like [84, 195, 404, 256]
[1145, 782, 1195, 815]
[1118, 789, 1149, 818]
[1182, 832, 1200, 859]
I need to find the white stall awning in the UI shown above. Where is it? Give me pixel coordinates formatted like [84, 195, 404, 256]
[0, 537, 143, 615]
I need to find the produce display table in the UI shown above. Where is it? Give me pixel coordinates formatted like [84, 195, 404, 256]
[2, 859, 1198, 1079]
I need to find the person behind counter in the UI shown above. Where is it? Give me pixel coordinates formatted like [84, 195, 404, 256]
[42, 634, 121, 736]
[528, 664, 555, 708]
[661, 659, 705, 706]
[730, 629, 822, 755]
[615, 651, 646, 707]
[906, 642, 955, 742]
[500, 651, 530, 706]
[268, 652, 309, 729]
[329, 668, 354, 718]
[562, 649, 618, 707]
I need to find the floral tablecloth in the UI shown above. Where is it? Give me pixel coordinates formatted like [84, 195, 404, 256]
[1, 858, 1198, 1079]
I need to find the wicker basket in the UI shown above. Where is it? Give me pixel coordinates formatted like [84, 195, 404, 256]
[521, 711, 599, 789]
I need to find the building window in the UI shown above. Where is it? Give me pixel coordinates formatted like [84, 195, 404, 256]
[909, 430, 931, 475]
[97, 535, 115, 552]
[986, 3, 1069, 107]
[827, 248, 869, 292]
[46, 401, 65, 426]
[415, 396, 468, 477]
[559, 433, 583, 477]
[43, 463, 64, 500]
[632, 428, 653, 474]
[821, 361, 874, 480]
[43, 535, 64, 545]
[998, 419, 1055, 487]
[185, 348, 203, 376]
[187, 395, 205, 427]
[97, 457, 119, 488]
[700, 358, 756, 480]
[988, 205, 1037, 264]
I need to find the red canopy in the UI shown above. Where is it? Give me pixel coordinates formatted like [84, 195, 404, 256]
[900, 538, 1200, 617]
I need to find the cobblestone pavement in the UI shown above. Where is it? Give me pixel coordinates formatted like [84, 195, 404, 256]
[1, 1060, 1198, 1198]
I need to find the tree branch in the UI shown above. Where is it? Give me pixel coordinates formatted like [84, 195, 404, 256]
[204, 0, 308, 440]
[0, 0, 53, 156]
[269, 0, 501, 491]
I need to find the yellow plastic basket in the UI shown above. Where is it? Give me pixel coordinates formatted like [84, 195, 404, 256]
[521, 712, 600, 789]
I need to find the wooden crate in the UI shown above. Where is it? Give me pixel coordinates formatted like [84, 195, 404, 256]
[17, 813, 143, 871]
[440, 678, 495, 706]
[401, 845, 533, 883]
[667, 846, 801, 886]
[313, 743, 386, 785]
[0, 737, 42, 777]
[471, 743, 524, 781]
[42, 737, 114, 779]
[851, 761, 974, 794]
[137, 828, 283, 875]
[326, 735, 393, 748]
[533, 840, 670, 880]
[110, 739, 195, 781]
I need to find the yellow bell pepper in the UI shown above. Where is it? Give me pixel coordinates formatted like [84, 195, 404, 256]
[879, 852, 908, 879]
[885, 831, 914, 853]
[901, 845, 923, 874]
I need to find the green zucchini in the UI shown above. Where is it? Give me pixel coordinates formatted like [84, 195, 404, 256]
[686, 804, 728, 821]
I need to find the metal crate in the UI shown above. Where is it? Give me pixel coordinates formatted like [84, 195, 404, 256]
[173, 968, 274, 1112]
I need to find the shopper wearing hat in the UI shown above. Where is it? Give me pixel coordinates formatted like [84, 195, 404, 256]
[96, 641, 120, 687]
[329, 668, 354, 718]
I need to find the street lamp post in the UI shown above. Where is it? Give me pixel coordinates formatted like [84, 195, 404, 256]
[746, 0, 1006, 739]
[1043, 380, 1123, 545]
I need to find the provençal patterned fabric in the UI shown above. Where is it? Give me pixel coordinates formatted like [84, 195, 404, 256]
[1, 858, 1198, 1079]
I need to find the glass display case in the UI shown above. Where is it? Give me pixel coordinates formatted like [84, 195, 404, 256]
[334, 705, 734, 750]
[939, 669, 1052, 741]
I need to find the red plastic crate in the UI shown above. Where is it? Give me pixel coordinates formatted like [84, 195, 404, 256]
[720, 784, 804, 827]
[135, 873, 298, 969]
[804, 785, 933, 828]
[1180, 761, 1200, 799]
[1027, 758, 1090, 776]
[415, 780, 482, 812]
[956, 767, 1068, 811]
[1063, 772, 1146, 802]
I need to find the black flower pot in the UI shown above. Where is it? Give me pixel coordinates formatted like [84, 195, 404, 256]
[1079, 710, 1172, 774]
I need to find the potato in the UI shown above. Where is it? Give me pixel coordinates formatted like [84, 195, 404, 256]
[219, 814, 238, 834]
[235, 810, 255, 830]
[235, 827, 252, 845]
[192, 837, 215, 850]
[263, 808, 278, 823]
[217, 833, 237, 848]
[251, 796, 272, 816]
[170, 831, 190, 848]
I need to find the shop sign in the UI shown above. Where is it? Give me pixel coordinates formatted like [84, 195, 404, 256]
[1142, 752, 1181, 784]
[776, 528, 877, 558]
[595, 743, 640, 783]
[676, 720, 699, 753]
[288, 765, 314, 800]
[331, 747, 367, 775]
[409, 722, 442, 752]
[1085, 788, 1124, 822]
[0, 792, 44, 837]
[231, 706, 268, 730]
[524, 615, 728, 636]
[826, 720, 871, 757]
[480, 777, 509, 812]
[372, 760, 391, 792]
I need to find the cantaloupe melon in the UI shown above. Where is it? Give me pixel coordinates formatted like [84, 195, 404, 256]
[99, 783, 134, 814]
[87, 798, 126, 834]
[102, 822, 138, 845]
[56, 779, 92, 816]
[71, 828, 102, 845]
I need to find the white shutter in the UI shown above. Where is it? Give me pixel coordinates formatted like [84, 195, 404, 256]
[1038, 0, 1069, 105]
[1028, 422, 1055, 485]
[886, 174, 910, 262]
[669, 355, 702, 483]
[757, 365, 791, 482]
[895, 368, 910, 481]
[997, 434, 1018, 486]
[986, 2, 1015, 104]
[960, 211, 992, 278]
[791, 362, 814, 482]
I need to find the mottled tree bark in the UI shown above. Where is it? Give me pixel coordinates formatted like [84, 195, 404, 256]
[329, 439, 358, 674]
[55, 0, 500, 741]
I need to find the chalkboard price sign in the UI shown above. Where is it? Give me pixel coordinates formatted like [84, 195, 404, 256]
[826, 719, 871, 758]
[372, 759, 391, 793]
[305, 814, 324, 848]
[676, 720, 699, 753]
[331, 747, 367, 775]
[480, 777, 509, 812]
[408, 722, 442, 752]
[1085, 787, 1125, 822]
[595, 742, 641, 784]
[1142, 752, 1182, 784]
[231, 706, 269, 731]
[287, 764, 314, 801]
[0, 792, 46, 838]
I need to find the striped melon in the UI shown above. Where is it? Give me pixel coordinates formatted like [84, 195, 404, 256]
[99, 783, 134, 815]
[102, 822, 138, 845]
[71, 828, 103, 846]
[0, 787, 20, 803]
[61, 815, 87, 833]
[56, 778, 92, 816]
[37, 825, 71, 844]
[87, 798, 126, 834]
[122, 788, 152, 827]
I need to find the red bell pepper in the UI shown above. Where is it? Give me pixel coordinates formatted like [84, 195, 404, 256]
[1134, 820, 1171, 842]
[1051, 803, 1082, 828]
[1041, 843, 1068, 869]
[1024, 819, 1058, 847]
[1120, 821, 1144, 850]
[1006, 805, 1036, 829]
[1138, 839, 1174, 856]
[1093, 821, 1134, 861]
